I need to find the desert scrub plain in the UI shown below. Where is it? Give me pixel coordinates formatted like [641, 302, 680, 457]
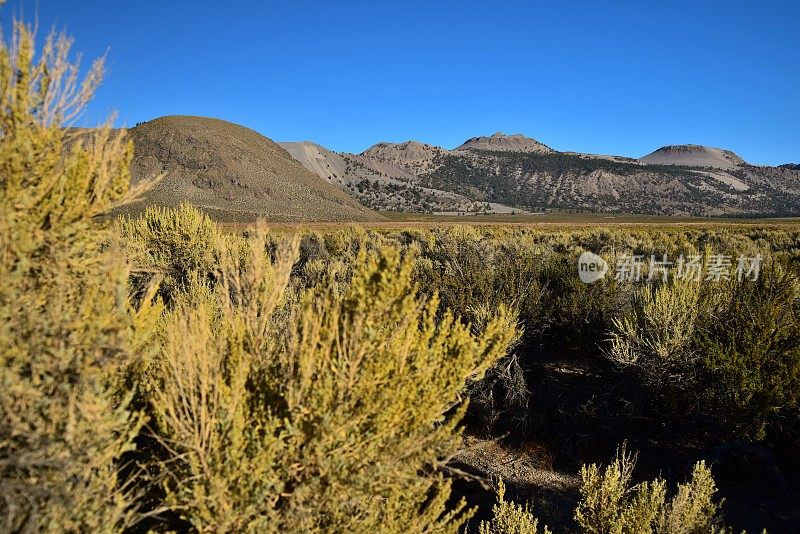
[3, 20, 800, 534]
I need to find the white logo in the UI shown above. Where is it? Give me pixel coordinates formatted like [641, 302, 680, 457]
[578, 251, 608, 284]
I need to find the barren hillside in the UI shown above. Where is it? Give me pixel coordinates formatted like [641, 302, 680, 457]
[454, 132, 554, 154]
[639, 145, 746, 169]
[117, 116, 380, 222]
[281, 141, 515, 214]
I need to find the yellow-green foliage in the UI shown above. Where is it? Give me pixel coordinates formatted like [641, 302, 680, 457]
[477, 480, 550, 534]
[609, 278, 704, 383]
[0, 22, 157, 532]
[413, 226, 545, 329]
[146, 223, 520, 532]
[575, 449, 719, 534]
[3, 17, 799, 531]
[118, 203, 227, 301]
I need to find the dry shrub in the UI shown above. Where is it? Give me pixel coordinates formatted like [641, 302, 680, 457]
[0, 21, 157, 532]
[575, 448, 720, 534]
[477, 480, 550, 534]
[414, 227, 544, 329]
[146, 223, 520, 532]
[477, 450, 721, 534]
[118, 203, 228, 303]
[608, 278, 704, 388]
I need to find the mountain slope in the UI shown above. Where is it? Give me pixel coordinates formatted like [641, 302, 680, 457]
[361, 141, 449, 174]
[279, 141, 353, 188]
[280, 141, 509, 213]
[281, 133, 800, 217]
[119, 116, 379, 222]
[639, 145, 746, 169]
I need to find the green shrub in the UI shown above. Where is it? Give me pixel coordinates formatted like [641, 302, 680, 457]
[697, 262, 800, 439]
[608, 254, 800, 439]
[147, 238, 519, 532]
[538, 252, 626, 349]
[575, 449, 721, 534]
[0, 22, 157, 532]
[477, 480, 550, 534]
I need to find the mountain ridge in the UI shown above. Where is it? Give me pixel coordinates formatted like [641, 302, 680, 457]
[282, 132, 800, 217]
[112, 116, 800, 219]
[454, 132, 554, 154]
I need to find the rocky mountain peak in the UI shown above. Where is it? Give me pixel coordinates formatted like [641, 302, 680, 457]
[639, 144, 746, 169]
[454, 132, 554, 154]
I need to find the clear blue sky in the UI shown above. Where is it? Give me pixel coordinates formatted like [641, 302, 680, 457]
[5, 1, 800, 164]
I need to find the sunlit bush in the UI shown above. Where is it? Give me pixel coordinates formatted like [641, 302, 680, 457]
[146, 237, 519, 532]
[575, 448, 720, 534]
[608, 278, 704, 388]
[0, 21, 157, 532]
[477, 480, 550, 534]
[118, 203, 227, 302]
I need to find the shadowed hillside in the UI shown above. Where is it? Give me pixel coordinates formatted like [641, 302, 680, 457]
[117, 116, 380, 222]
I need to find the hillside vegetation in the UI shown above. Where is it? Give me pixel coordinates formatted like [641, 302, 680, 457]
[281, 140, 492, 214]
[283, 134, 800, 217]
[419, 150, 800, 216]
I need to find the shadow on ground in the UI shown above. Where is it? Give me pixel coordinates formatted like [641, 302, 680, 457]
[452, 347, 800, 532]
